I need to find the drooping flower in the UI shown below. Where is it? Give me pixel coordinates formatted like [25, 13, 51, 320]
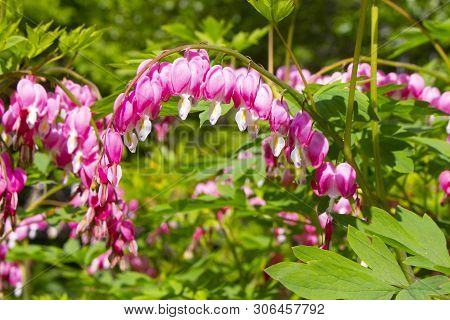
[269, 99, 290, 157]
[203, 65, 236, 125]
[311, 162, 357, 199]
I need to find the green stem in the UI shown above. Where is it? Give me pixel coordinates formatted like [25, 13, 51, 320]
[0, 0, 6, 23]
[370, 0, 385, 200]
[220, 222, 245, 288]
[343, 0, 369, 201]
[273, 25, 318, 113]
[268, 24, 274, 74]
[381, 0, 450, 71]
[395, 248, 415, 284]
[283, 2, 299, 82]
[26, 183, 68, 212]
[45, 66, 102, 99]
[313, 56, 450, 83]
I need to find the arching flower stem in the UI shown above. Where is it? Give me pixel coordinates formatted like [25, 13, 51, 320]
[112, 43, 380, 207]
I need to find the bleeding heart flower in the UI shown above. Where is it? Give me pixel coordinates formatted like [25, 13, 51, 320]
[312, 162, 357, 199]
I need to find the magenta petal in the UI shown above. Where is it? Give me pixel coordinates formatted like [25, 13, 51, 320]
[74, 106, 92, 137]
[17, 79, 36, 106]
[253, 83, 273, 119]
[171, 58, 191, 95]
[135, 75, 153, 114]
[8, 168, 27, 193]
[335, 163, 357, 198]
[305, 131, 329, 168]
[204, 65, 225, 100]
[105, 131, 123, 164]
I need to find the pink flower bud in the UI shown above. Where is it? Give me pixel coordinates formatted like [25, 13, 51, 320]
[270, 99, 290, 134]
[304, 131, 329, 168]
[104, 131, 123, 165]
[407, 73, 425, 98]
[253, 83, 273, 119]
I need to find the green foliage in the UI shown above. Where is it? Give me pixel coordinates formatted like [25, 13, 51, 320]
[267, 206, 450, 300]
[247, 0, 295, 24]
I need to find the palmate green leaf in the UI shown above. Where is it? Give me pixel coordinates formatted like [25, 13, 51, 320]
[266, 247, 398, 299]
[161, 23, 197, 42]
[26, 22, 63, 58]
[231, 27, 268, 51]
[407, 137, 450, 159]
[313, 82, 371, 124]
[195, 16, 233, 45]
[396, 276, 450, 300]
[247, 0, 295, 24]
[348, 226, 409, 287]
[379, 99, 446, 123]
[362, 207, 450, 273]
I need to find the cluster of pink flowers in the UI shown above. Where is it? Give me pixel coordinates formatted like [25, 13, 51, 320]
[0, 243, 22, 296]
[0, 152, 27, 232]
[1, 77, 139, 267]
[277, 63, 450, 114]
[113, 49, 358, 208]
[0, 213, 50, 296]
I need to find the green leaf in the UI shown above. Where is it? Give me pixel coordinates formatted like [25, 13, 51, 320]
[230, 27, 268, 51]
[161, 23, 197, 42]
[266, 247, 398, 299]
[33, 152, 51, 175]
[348, 226, 409, 287]
[248, 0, 295, 24]
[314, 82, 371, 123]
[407, 137, 450, 159]
[363, 207, 450, 272]
[396, 276, 450, 300]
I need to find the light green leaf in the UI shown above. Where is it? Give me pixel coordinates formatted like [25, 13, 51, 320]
[348, 226, 409, 287]
[267, 247, 398, 299]
[363, 207, 450, 272]
[248, 0, 295, 24]
[407, 137, 450, 159]
[34, 152, 51, 174]
[396, 276, 450, 300]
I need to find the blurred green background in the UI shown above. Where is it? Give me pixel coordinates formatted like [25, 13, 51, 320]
[6, 0, 449, 94]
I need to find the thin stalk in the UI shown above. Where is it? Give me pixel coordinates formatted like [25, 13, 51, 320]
[343, 0, 368, 203]
[46, 66, 102, 99]
[268, 24, 274, 74]
[381, 0, 450, 70]
[395, 249, 416, 284]
[0, 0, 6, 23]
[274, 25, 318, 113]
[313, 56, 450, 83]
[370, 0, 385, 200]
[283, 2, 300, 82]
[26, 183, 68, 212]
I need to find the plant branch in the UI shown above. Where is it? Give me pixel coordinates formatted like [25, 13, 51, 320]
[268, 24, 274, 74]
[110, 43, 379, 207]
[283, 1, 300, 82]
[343, 0, 369, 201]
[312, 56, 450, 83]
[381, 0, 450, 70]
[45, 66, 102, 99]
[370, 0, 385, 200]
[273, 25, 318, 113]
